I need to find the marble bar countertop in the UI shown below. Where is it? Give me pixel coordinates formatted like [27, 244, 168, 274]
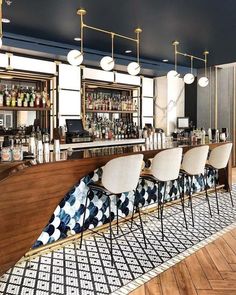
[49, 138, 145, 151]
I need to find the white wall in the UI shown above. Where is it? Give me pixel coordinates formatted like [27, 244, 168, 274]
[155, 76, 185, 135]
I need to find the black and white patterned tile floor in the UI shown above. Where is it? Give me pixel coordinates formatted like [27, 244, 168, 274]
[1, 188, 236, 295]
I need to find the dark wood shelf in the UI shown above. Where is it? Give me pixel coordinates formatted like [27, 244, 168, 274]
[0, 106, 51, 111]
[85, 109, 137, 114]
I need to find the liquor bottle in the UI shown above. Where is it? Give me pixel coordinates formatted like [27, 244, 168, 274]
[36, 126, 42, 141]
[208, 128, 212, 141]
[201, 128, 206, 144]
[31, 126, 36, 138]
[42, 92, 46, 108]
[35, 89, 41, 107]
[1, 136, 12, 162]
[43, 129, 50, 143]
[23, 96, 28, 107]
[133, 99, 137, 111]
[11, 85, 17, 107]
[17, 90, 22, 107]
[23, 87, 28, 107]
[30, 87, 36, 107]
[0, 85, 3, 107]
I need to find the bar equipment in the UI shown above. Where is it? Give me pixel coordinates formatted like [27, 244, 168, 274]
[29, 137, 36, 156]
[37, 140, 43, 157]
[54, 139, 60, 154]
[44, 142, 50, 162]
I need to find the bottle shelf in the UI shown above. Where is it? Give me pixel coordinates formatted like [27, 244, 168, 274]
[0, 106, 51, 111]
[85, 109, 137, 114]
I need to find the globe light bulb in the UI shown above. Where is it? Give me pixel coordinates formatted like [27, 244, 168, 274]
[198, 76, 209, 87]
[67, 49, 83, 66]
[184, 73, 195, 84]
[127, 62, 140, 76]
[100, 56, 115, 71]
[167, 70, 179, 79]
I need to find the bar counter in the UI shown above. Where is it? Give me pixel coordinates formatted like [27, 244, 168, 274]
[0, 141, 232, 276]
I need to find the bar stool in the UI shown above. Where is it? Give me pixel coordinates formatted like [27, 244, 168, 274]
[79, 154, 145, 264]
[140, 147, 186, 240]
[181, 145, 211, 227]
[207, 143, 233, 213]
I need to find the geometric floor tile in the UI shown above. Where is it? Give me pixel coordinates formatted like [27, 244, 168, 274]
[0, 188, 236, 295]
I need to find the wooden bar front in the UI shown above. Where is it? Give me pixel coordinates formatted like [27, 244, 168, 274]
[0, 142, 232, 277]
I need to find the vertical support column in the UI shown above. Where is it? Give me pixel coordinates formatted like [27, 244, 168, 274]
[233, 66, 236, 166]
[215, 66, 218, 129]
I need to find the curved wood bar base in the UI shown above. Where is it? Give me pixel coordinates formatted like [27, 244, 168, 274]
[0, 142, 232, 276]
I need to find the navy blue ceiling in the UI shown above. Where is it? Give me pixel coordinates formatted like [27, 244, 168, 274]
[2, 0, 236, 67]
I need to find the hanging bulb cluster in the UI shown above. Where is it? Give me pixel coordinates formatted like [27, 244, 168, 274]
[67, 9, 142, 76]
[167, 41, 209, 88]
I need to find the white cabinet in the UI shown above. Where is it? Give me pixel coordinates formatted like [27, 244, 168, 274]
[59, 64, 81, 90]
[142, 97, 154, 117]
[115, 72, 141, 86]
[59, 90, 81, 116]
[83, 67, 114, 82]
[0, 53, 8, 68]
[58, 64, 81, 125]
[141, 77, 154, 128]
[142, 77, 154, 97]
[10, 56, 56, 74]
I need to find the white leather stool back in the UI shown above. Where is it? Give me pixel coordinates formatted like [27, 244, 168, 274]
[102, 154, 144, 194]
[208, 143, 232, 169]
[151, 148, 183, 182]
[182, 145, 209, 175]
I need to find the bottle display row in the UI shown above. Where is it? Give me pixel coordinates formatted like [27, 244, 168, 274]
[85, 117, 140, 140]
[0, 85, 51, 108]
[174, 127, 229, 145]
[0, 126, 51, 162]
[85, 90, 138, 112]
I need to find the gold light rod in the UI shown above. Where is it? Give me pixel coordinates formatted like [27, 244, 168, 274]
[111, 33, 114, 60]
[172, 41, 209, 64]
[78, 8, 139, 44]
[204, 50, 209, 76]
[176, 51, 205, 62]
[83, 23, 138, 42]
[135, 28, 142, 65]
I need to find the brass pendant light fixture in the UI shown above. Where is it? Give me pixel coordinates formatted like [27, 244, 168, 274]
[167, 41, 180, 79]
[167, 41, 210, 87]
[184, 56, 195, 84]
[100, 33, 115, 71]
[67, 8, 142, 76]
[198, 51, 209, 87]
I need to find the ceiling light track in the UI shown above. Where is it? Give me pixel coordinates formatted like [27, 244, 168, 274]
[67, 8, 142, 76]
[167, 41, 210, 87]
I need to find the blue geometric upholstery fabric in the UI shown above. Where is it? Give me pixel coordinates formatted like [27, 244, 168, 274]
[33, 164, 217, 248]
